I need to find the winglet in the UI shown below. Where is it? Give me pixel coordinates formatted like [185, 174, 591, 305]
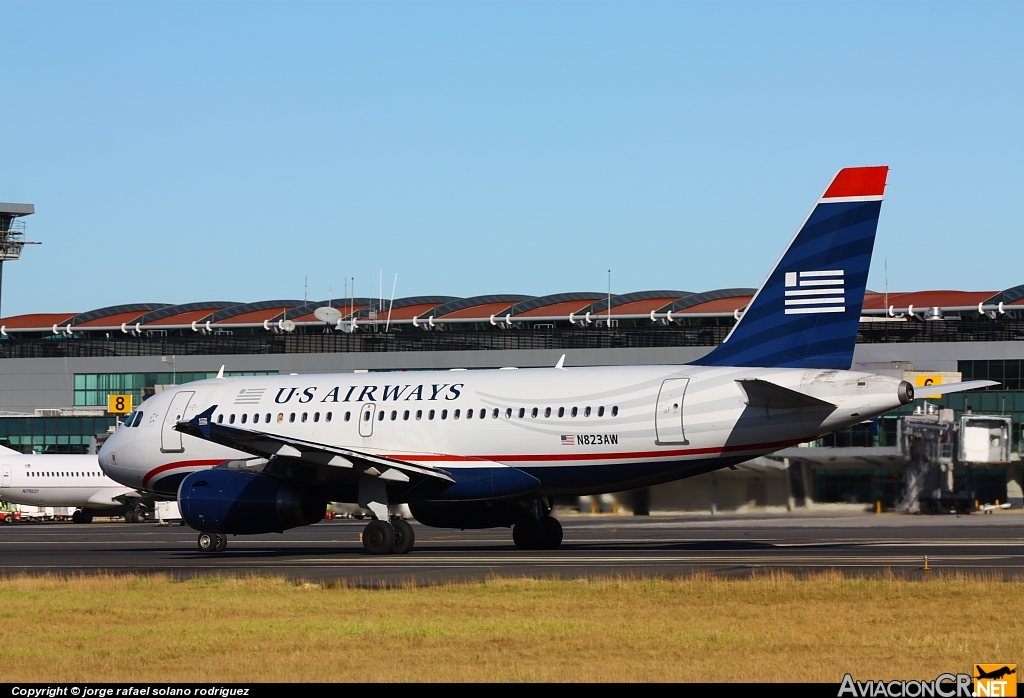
[555, 354, 566, 370]
[217, 365, 225, 379]
[186, 405, 218, 439]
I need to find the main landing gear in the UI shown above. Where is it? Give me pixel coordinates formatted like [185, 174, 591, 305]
[362, 518, 416, 555]
[512, 515, 563, 550]
[197, 532, 227, 553]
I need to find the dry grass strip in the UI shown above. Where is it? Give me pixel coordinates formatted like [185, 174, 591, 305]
[0, 570, 1019, 682]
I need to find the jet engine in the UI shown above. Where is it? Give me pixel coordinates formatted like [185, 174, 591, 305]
[178, 469, 327, 534]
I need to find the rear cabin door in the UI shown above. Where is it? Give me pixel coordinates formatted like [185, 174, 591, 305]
[655, 378, 690, 445]
[359, 403, 376, 437]
[161, 391, 195, 453]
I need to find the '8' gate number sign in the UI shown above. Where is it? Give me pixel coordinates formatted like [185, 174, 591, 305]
[108, 394, 133, 414]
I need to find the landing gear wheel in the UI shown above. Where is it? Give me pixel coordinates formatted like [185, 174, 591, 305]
[72, 511, 93, 524]
[392, 519, 415, 554]
[362, 520, 396, 555]
[197, 532, 216, 552]
[214, 534, 227, 553]
[541, 516, 563, 550]
[513, 520, 545, 550]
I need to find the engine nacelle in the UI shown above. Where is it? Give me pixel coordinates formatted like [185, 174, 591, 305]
[409, 500, 526, 529]
[178, 469, 327, 534]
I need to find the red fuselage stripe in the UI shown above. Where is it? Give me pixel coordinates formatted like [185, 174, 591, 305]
[143, 459, 226, 488]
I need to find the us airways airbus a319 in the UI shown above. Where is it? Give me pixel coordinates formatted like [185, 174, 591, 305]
[98, 167, 995, 554]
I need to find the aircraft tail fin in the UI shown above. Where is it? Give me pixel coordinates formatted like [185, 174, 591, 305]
[691, 166, 888, 369]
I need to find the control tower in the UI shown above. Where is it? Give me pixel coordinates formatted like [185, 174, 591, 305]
[0, 203, 40, 319]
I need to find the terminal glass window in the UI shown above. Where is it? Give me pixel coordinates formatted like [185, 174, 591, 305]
[73, 371, 278, 406]
[0, 416, 120, 454]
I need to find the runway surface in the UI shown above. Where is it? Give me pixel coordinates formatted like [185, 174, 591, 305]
[1, 512, 1022, 583]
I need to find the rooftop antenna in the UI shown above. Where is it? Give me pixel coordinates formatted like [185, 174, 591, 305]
[884, 257, 889, 317]
[0, 203, 40, 320]
[607, 269, 612, 326]
[304, 275, 308, 306]
[385, 273, 398, 332]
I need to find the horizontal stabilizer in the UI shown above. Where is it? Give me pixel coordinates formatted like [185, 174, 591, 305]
[912, 380, 998, 399]
[736, 379, 835, 410]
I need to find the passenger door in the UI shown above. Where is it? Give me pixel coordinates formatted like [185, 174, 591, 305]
[1, 463, 10, 488]
[655, 378, 690, 445]
[161, 391, 195, 453]
[359, 403, 376, 438]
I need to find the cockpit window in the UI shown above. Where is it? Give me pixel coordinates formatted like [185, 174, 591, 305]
[132, 411, 144, 427]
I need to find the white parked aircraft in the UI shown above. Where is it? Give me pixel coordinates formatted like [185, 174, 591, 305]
[98, 167, 996, 553]
[0, 446, 141, 523]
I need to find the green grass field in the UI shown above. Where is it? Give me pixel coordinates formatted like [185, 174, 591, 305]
[0, 571, 1018, 682]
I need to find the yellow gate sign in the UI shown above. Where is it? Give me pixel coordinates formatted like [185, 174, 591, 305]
[915, 375, 943, 399]
[108, 394, 133, 414]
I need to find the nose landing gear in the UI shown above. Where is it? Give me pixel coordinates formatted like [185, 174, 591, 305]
[197, 532, 227, 553]
[362, 518, 416, 555]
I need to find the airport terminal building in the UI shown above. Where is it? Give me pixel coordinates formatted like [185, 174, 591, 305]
[1, 285, 1022, 512]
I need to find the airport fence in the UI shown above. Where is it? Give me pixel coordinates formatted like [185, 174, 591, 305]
[0, 319, 1021, 358]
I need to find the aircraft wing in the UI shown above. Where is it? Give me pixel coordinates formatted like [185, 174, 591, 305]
[175, 406, 455, 484]
[912, 380, 998, 399]
[736, 379, 835, 410]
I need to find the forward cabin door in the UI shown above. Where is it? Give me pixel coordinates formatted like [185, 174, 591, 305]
[161, 391, 195, 453]
[655, 378, 690, 445]
[359, 403, 376, 437]
[1, 463, 9, 488]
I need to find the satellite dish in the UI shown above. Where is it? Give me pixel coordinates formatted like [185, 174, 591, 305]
[280, 319, 296, 332]
[314, 306, 343, 324]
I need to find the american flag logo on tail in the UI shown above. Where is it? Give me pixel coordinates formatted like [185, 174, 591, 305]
[784, 270, 845, 315]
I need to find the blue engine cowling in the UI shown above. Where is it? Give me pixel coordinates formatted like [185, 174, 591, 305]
[178, 469, 327, 534]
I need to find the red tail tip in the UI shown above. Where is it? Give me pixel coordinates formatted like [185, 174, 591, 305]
[823, 166, 889, 199]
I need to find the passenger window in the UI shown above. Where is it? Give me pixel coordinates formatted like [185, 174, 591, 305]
[343, 411, 349, 422]
[429, 409, 435, 420]
[253, 414, 260, 424]
[378, 410, 384, 422]
[545, 407, 551, 418]
[390, 410, 397, 421]
[518, 408, 525, 418]
[289, 413, 296, 423]
[241, 414, 247, 424]
[217, 414, 224, 424]
[301, 413, 308, 422]
[363, 411, 371, 422]
[277, 413, 284, 423]
[416, 410, 422, 420]
[454, 409, 461, 420]
[403, 410, 410, 421]
[598, 406, 605, 417]
[612, 406, 618, 417]
[441, 409, 448, 420]
[492, 408, 499, 419]
[466, 409, 473, 419]
[229, 414, 235, 424]
[571, 406, 578, 417]
[531, 407, 538, 418]
[265, 413, 271, 423]
[505, 408, 512, 419]
[558, 407, 565, 418]
[314, 412, 320, 422]
[585, 406, 591, 417]
[327, 412, 333, 422]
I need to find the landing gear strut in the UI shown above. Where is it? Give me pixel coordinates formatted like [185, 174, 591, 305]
[197, 532, 227, 553]
[513, 515, 563, 550]
[362, 518, 416, 555]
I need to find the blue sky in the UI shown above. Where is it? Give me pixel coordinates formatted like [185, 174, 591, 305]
[1, 1, 1021, 316]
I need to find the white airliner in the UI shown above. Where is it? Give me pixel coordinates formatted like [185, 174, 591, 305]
[0, 445, 140, 523]
[98, 166, 995, 554]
